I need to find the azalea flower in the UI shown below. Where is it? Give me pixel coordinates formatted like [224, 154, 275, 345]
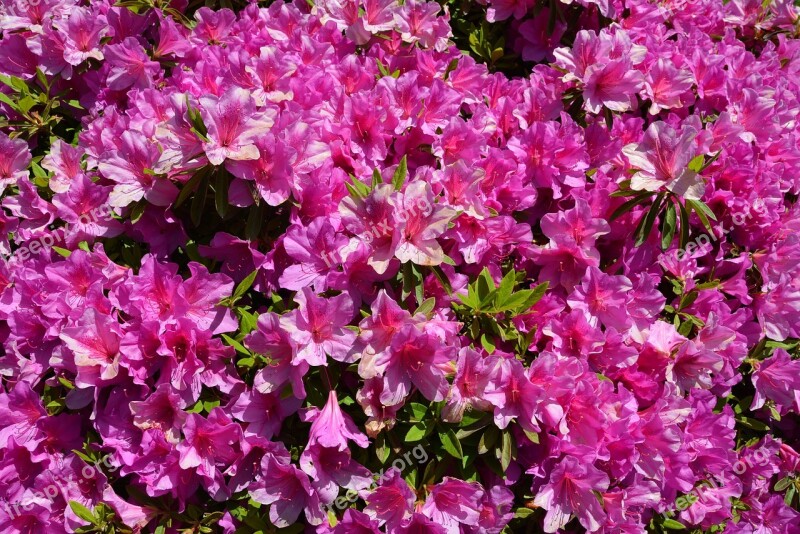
[622, 121, 705, 200]
[250, 454, 326, 527]
[199, 87, 277, 166]
[98, 131, 178, 208]
[391, 181, 456, 266]
[375, 325, 454, 406]
[60, 309, 124, 386]
[280, 288, 356, 366]
[304, 390, 369, 450]
[751, 349, 800, 414]
[364, 468, 415, 528]
[0, 133, 31, 194]
[533, 454, 610, 532]
[421, 478, 485, 533]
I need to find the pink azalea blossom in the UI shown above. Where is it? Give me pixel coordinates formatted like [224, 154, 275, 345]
[280, 288, 356, 366]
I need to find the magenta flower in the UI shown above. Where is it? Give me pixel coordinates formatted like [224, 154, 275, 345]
[229, 388, 300, 439]
[567, 267, 632, 331]
[61, 7, 107, 66]
[330, 509, 382, 533]
[129, 383, 186, 443]
[484, 357, 542, 433]
[643, 58, 695, 114]
[622, 121, 705, 199]
[0, 133, 30, 194]
[751, 349, 800, 414]
[177, 409, 241, 477]
[247, 312, 307, 398]
[250, 454, 325, 527]
[396, 513, 448, 533]
[533, 455, 610, 532]
[299, 443, 373, 504]
[99, 131, 178, 208]
[305, 390, 369, 450]
[364, 468, 415, 528]
[280, 288, 356, 366]
[199, 87, 276, 166]
[60, 309, 124, 386]
[421, 478, 485, 533]
[41, 140, 83, 193]
[356, 290, 414, 376]
[340, 184, 399, 275]
[391, 181, 456, 266]
[225, 134, 293, 206]
[583, 59, 644, 114]
[375, 325, 454, 406]
[51, 174, 122, 247]
[442, 347, 496, 423]
[279, 217, 350, 291]
[104, 37, 161, 90]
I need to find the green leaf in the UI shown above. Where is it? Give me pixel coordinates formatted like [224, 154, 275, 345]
[737, 416, 769, 432]
[69, 501, 97, 524]
[402, 262, 415, 301]
[375, 434, 390, 464]
[186, 96, 208, 139]
[440, 254, 457, 266]
[213, 169, 230, 218]
[52, 246, 72, 258]
[0, 92, 19, 111]
[481, 333, 496, 354]
[413, 263, 424, 306]
[233, 270, 258, 301]
[129, 200, 147, 224]
[175, 167, 207, 208]
[634, 192, 665, 246]
[346, 174, 371, 200]
[221, 334, 250, 356]
[500, 282, 548, 314]
[415, 297, 436, 317]
[609, 191, 653, 221]
[688, 154, 705, 173]
[478, 426, 499, 455]
[245, 203, 264, 240]
[439, 429, 464, 459]
[392, 156, 408, 190]
[190, 173, 210, 227]
[661, 200, 677, 250]
[496, 270, 516, 307]
[405, 422, 430, 442]
[686, 199, 717, 236]
[678, 201, 691, 248]
[514, 507, 535, 519]
[774, 477, 792, 492]
[678, 290, 699, 311]
[662, 518, 687, 530]
[408, 402, 430, 422]
[431, 266, 452, 296]
[499, 430, 513, 470]
[698, 151, 721, 173]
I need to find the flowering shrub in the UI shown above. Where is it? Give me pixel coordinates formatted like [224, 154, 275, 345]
[1, 0, 800, 532]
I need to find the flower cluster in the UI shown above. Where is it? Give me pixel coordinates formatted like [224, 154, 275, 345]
[1, 0, 799, 533]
